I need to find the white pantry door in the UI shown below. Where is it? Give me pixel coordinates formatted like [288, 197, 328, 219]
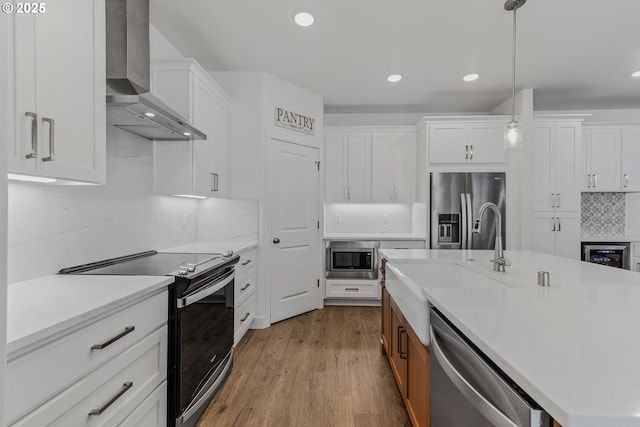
[268, 137, 320, 323]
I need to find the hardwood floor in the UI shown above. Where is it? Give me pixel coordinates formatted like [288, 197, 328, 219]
[198, 306, 411, 427]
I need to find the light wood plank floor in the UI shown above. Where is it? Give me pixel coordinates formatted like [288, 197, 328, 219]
[198, 306, 411, 427]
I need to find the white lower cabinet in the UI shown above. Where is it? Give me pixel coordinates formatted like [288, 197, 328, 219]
[7, 290, 168, 426]
[531, 213, 580, 259]
[325, 279, 380, 299]
[234, 248, 257, 345]
[632, 243, 640, 273]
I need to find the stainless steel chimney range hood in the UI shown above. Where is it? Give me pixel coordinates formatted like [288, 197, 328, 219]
[105, 0, 206, 141]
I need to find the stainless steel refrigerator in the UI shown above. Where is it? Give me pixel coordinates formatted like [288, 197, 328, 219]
[430, 172, 506, 249]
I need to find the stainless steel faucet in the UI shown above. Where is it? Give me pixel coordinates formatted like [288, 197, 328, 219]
[472, 202, 511, 272]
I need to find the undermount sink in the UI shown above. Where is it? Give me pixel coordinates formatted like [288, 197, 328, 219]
[385, 262, 505, 346]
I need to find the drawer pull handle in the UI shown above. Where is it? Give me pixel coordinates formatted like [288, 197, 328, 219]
[241, 260, 252, 266]
[345, 287, 359, 291]
[240, 313, 250, 322]
[91, 326, 135, 350]
[88, 381, 133, 416]
[240, 283, 251, 291]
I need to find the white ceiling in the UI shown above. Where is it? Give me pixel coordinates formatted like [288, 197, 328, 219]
[150, 0, 640, 113]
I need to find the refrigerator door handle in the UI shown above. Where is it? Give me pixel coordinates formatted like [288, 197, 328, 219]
[460, 193, 468, 249]
[466, 193, 473, 250]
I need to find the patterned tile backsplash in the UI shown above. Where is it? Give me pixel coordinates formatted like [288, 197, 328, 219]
[581, 192, 625, 239]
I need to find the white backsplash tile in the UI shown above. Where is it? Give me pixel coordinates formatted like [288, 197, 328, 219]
[7, 127, 255, 283]
[324, 203, 413, 234]
[581, 192, 625, 239]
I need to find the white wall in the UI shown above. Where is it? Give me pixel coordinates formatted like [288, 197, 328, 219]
[8, 127, 200, 283]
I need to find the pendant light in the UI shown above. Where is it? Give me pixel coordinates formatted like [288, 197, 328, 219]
[504, 0, 526, 148]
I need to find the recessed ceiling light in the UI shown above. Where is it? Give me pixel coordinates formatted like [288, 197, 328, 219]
[387, 74, 402, 83]
[293, 10, 314, 27]
[144, 112, 156, 118]
[463, 73, 480, 82]
[632, 70, 640, 78]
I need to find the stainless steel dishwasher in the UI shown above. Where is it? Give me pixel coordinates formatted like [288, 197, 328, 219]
[430, 307, 552, 427]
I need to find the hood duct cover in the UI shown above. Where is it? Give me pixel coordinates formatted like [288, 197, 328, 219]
[105, 0, 206, 141]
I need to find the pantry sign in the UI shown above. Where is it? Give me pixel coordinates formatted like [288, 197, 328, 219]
[274, 107, 315, 135]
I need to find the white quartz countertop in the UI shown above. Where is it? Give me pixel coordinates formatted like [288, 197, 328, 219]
[7, 275, 173, 357]
[383, 249, 640, 427]
[160, 239, 257, 254]
[323, 233, 426, 241]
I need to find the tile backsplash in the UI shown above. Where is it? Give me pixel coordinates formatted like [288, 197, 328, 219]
[581, 192, 625, 239]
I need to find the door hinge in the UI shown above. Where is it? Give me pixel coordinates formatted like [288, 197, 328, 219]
[315, 161, 320, 171]
[317, 279, 320, 288]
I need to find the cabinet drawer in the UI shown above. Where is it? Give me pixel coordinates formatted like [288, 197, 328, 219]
[119, 381, 167, 427]
[234, 292, 256, 345]
[6, 291, 168, 423]
[13, 326, 168, 426]
[325, 279, 380, 299]
[633, 257, 640, 273]
[236, 248, 256, 276]
[235, 267, 256, 305]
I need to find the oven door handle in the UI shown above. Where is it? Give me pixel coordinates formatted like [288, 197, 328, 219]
[177, 270, 234, 309]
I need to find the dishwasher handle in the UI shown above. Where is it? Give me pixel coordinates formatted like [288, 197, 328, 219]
[429, 325, 518, 427]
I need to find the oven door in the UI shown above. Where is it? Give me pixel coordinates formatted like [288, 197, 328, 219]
[176, 268, 234, 422]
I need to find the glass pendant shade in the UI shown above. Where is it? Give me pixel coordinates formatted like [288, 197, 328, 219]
[504, 120, 522, 148]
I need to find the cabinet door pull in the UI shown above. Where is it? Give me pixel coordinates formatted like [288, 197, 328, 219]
[41, 117, 55, 162]
[556, 193, 560, 208]
[240, 312, 250, 322]
[241, 259, 252, 266]
[397, 326, 403, 356]
[557, 217, 561, 232]
[469, 144, 473, 160]
[25, 112, 38, 159]
[465, 145, 469, 160]
[240, 283, 251, 291]
[586, 174, 591, 188]
[399, 328, 408, 359]
[551, 193, 556, 208]
[345, 287, 359, 291]
[593, 174, 597, 188]
[88, 382, 133, 416]
[211, 172, 219, 192]
[552, 218, 556, 232]
[91, 326, 135, 350]
[624, 174, 629, 188]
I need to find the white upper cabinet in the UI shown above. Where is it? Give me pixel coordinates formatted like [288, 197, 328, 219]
[371, 132, 416, 203]
[428, 122, 506, 164]
[152, 60, 229, 198]
[324, 132, 371, 203]
[532, 122, 581, 212]
[621, 127, 640, 192]
[9, 0, 106, 183]
[582, 127, 621, 192]
[581, 124, 640, 193]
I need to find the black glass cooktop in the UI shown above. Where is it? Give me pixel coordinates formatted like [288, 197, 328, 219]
[58, 250, 226, 276]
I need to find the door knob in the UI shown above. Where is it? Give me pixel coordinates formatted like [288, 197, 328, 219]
[273, 237, 280, 244]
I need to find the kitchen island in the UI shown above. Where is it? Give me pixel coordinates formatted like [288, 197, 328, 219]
[380, 249, 640, 427]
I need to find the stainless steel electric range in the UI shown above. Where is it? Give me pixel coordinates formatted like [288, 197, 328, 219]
[59, 250, 239, 427]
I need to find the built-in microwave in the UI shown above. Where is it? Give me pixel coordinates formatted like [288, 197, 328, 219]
[326, 241, 379, 279]
[581, 242, 630, 270]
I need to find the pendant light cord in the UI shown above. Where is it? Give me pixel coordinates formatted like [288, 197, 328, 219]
[511, 6, 517, 122]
